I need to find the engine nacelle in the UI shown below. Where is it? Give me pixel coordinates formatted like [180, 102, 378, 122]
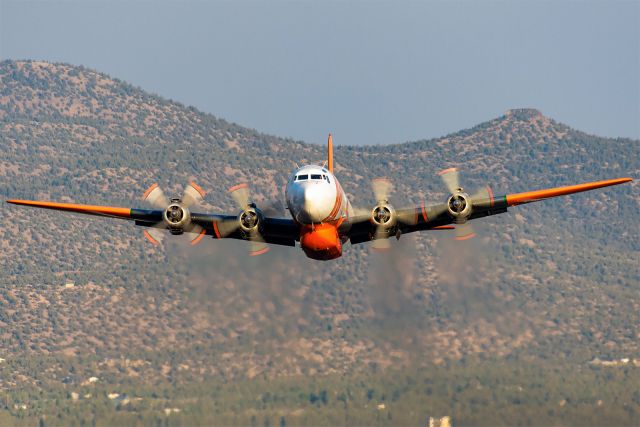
[371, 203, 396, 228]
[163, 203, 191, 232]
[238, 207, 262, 234]
[446, 190, 472, 222]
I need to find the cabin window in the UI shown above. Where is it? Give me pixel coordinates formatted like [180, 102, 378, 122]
[311, 174, 322, 180]
[297, 174, 308, 180]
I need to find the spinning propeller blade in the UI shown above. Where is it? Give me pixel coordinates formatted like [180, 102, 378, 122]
[140, 181, 208, 246]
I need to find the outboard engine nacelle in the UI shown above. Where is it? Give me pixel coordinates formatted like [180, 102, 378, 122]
[446, 189, 472, 222]
[163, 199, 191, 234]
[371, 203, 397, 229]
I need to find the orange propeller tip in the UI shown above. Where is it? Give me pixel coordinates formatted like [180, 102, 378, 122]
[438, 167, 457, 176]
[190, 229, 207, 246]
[143, 230, 160, 245]
[142, 183, 159, 200]
[228, 183, 249, 193]
[455, 233, 476, 241]
[189, 181, 206, 198]
[250, 247, 270, 256]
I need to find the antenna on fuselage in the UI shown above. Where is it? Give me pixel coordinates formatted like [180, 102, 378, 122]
[327, 133, 334, 173]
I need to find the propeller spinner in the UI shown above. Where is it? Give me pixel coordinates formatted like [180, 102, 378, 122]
[224, 183, 269, 256]
[438, 168, 493, 241]
[141, 181, 206, 246]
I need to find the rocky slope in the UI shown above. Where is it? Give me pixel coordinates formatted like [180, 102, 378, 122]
[0, 60, 638, 392]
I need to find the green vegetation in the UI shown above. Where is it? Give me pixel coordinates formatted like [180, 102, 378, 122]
[0, 60, 638, 425]
[1, 358, 639, 426]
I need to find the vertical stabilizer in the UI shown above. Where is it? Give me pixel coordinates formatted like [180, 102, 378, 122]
[327, 133, 334, 173]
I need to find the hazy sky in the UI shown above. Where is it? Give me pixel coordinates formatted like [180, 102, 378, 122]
[1, 0, 638, 145]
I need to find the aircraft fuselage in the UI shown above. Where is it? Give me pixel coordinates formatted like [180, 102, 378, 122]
[285, 165, 352, 260]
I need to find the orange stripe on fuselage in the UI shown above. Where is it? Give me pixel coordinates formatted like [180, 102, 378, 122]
[323, 179, 343, 223]
[6, 200, 131, 218]
[506, 177, 632, 206]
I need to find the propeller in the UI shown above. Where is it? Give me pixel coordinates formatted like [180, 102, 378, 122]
[141, 181, 207, 246]
[369, 178, 417, 250]
[225, 183, 270, 256]
[370, 178, 394, 250]
[437, 168, 493, 241]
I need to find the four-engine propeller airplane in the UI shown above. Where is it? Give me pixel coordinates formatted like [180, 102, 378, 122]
[6, 135, 633, 260]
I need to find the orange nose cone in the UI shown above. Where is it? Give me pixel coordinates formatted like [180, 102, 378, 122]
[300, 223, 342, 260]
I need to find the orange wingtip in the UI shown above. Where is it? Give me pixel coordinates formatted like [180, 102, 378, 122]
[228, 183, 249, 193]
[190, 229, 207, 246]
[142, 183, 159, 200]
[250, 247, 270, 256]
[506, 177, 632, 206]
[432, 225, 455, 230]
[189, 181, 206, 198]
[438, 167, 457, 176]
[6, 200, 131, 218]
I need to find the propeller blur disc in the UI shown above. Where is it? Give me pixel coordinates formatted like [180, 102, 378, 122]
[372, 178, 393, 203]
[438, 168, 460, 194]
[142, 183, 169, 209]
[182, 181, 206, 208]
[228, 183, 250, 210]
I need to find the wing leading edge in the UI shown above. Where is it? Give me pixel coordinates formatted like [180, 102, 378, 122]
[5, 199, 298, 246]
[346, 176, 633, 244]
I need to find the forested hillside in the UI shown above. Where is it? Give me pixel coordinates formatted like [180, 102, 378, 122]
[0, 60, 638, 425]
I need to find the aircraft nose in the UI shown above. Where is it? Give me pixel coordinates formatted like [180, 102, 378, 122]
[292, 182, 326, 223]
[303, 184, 320, 209]
[302, 184, 318, 207]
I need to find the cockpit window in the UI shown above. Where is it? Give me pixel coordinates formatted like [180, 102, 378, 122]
[311, 174, 322, 180]
[297, 174, 308, 180]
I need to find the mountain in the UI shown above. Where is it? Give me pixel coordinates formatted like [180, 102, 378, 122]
[0, 60, 638, 425]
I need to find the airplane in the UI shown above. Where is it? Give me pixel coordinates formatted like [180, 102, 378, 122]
[6, 135, 633, 261]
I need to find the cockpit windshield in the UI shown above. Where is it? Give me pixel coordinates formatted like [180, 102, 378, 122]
[295, 172, 332, 182]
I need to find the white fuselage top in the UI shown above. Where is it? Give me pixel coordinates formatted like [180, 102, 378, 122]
[285, 165, 352, 225]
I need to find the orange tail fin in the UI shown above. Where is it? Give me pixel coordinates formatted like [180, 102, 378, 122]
[327, 133, 334, 173]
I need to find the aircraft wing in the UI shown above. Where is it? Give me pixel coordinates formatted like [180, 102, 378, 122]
[5, 199, 298, 248]
[346, 177, 632, 244]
